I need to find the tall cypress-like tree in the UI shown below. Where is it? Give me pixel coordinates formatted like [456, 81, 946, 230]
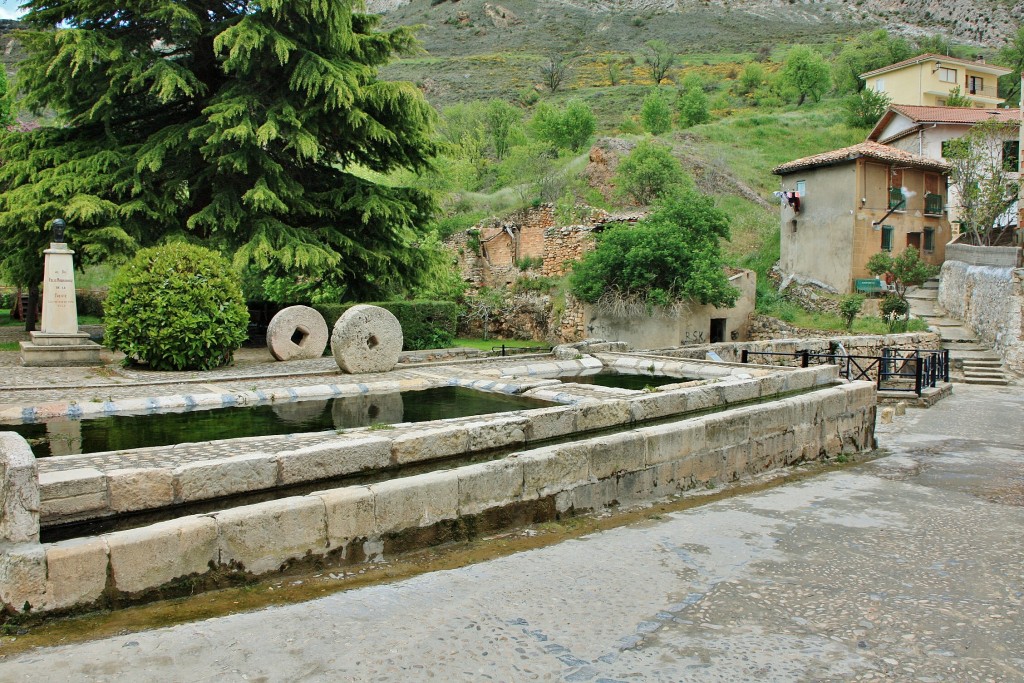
[0, 0, 441, 310]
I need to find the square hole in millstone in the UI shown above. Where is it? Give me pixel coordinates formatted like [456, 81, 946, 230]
[291, 327, 309, 346]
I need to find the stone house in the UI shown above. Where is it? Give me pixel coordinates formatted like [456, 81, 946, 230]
[860, 54, 1013, 108]
[772, 142, 952, 294]
[867, 104, 1020, 235]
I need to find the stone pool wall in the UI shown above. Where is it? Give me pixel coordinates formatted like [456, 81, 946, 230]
[33, 362, 835, 524]
[1, 378, 875, 615]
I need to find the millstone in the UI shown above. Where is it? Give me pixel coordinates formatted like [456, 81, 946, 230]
[266, 305, 329, 361]
[331, 304, 403, 374]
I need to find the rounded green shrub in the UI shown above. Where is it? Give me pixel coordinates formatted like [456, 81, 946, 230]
[104, 243, 249, 370]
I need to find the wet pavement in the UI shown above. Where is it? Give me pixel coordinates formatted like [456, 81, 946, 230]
[1, 384, 1023, 681]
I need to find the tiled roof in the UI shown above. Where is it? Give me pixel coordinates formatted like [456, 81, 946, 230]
[888, 105, 1021, 124]
[868, 105, 1021, 143]
[860, 53, 1013, 79]
[772, 141, 950, 176]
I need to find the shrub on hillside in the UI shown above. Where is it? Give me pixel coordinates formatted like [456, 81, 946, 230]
[104, 243, 249, 370]
[614, 140, 689, 205]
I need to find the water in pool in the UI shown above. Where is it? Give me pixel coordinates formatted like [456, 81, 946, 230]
[5, 386, 550, 457]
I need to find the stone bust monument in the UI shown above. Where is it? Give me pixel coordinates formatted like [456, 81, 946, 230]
[51, 218, 67, 244]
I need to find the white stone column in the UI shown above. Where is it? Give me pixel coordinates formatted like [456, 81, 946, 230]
[40, 242, 79, 335]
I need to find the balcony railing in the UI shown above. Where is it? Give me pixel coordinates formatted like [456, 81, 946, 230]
[966, 84, 999, 98]
[888, 187, 905, 210]
[924, 193, 944, 215]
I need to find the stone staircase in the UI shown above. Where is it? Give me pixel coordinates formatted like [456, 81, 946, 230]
[906, 278, 1011, 386]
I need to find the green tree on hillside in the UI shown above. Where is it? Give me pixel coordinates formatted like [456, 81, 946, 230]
[614, 140, 688, 205]
[780, 46, 831, 105]
[640, 89, 673, 135]
[484, 99, 521, 160]
[643, 40, 676, 84]
[569, 189, 738, 308]
[0, 0, 442, 319]
[832, 30, 914, 93]
[843, 88, 891, 127]
[531, 100, 596, 152]
[676, 84, 711, 128]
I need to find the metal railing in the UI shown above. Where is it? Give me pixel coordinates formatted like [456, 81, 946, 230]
[924, 193, 944, 215]
[740, 347, 949, 396]
[889, 187, 905, 210]
[491, 344, 553, 357]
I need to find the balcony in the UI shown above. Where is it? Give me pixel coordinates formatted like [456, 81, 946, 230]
[924, 193, 945, 215]
[966, 83, 999, 99]
[888, 187, 905, 210]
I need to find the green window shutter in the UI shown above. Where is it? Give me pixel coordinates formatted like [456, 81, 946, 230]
[881, 225, 894, 251]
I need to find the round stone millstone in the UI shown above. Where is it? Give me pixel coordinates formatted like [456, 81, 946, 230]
[331, 304, 403, 374]
[266, 305, 329, 361]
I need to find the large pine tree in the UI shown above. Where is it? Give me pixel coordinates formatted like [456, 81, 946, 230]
[0, 0, 441, 313]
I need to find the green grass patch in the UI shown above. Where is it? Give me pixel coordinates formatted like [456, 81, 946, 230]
[0, 342, 19, 352]
[454, 337, 550, 351]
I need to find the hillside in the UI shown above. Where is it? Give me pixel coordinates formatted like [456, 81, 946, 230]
[372, 0, 1024, 48]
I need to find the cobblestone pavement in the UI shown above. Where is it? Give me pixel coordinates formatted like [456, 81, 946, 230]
[1, 384, 1022, 681]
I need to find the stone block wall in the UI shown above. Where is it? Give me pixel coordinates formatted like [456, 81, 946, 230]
[541, 225, 597, 277]
[0, 379, 874, 614]
[945, 243, 1022, 268]
[939, 260, 1024, 374]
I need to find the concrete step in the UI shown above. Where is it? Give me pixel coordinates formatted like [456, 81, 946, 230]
[964, 370, 1008, 380]
[943, 342, 993, 351]
[960, 376, 1010, 386]
[920, 281, 939, 290]
[939, 327, 978, 343]
[962, 359, 1004, 368]
[906, 290, 938, 300]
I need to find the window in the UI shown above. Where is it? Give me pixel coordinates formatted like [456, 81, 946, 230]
[888, 168, 905, 209]
[881, 225, 894, 251]
[967, 75, 983, 94]
[937, 67, 957, 83]
[795, 180, 806, 196]
[1004, 140, 1021, 172]
[924, 228, 935, 252]
[874, 79, 885, 93]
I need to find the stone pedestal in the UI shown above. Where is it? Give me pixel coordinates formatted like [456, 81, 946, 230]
[20, 242, 104, 367]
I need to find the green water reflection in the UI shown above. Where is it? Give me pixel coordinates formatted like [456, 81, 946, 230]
[5, 386, 549, 457]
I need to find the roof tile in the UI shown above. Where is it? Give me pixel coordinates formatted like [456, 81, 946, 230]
[772, 141, 950, 176]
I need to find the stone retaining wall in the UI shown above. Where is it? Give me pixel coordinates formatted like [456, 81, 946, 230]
[939, 260, 1024, 374]
[0, 380, 875, 614]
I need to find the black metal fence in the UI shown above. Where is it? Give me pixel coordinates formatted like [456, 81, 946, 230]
[740, 347, 949, 396]
[491, 344, 553, 357]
